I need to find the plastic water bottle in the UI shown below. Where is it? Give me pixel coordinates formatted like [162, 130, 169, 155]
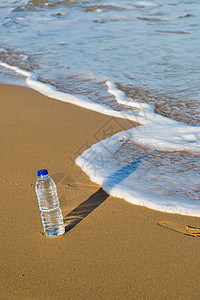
[35, 169, 65, 237]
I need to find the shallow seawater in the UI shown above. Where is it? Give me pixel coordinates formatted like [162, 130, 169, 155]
[116, 141, 200, 202]
[0, 0, 200, 215]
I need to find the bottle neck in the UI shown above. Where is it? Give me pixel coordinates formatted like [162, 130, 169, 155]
[38, 174, 49, 179]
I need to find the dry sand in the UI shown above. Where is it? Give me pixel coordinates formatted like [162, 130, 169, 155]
[1, 83, 200, 299]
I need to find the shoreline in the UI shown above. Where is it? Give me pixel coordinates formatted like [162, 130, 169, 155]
[1, 83, 200, 299]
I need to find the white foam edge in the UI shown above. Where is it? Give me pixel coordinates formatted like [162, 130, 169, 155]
[75, 129, 200, 217]
[106, 79, 200, 152]
[0, 61, 146, 124]
[106, 80, 154, 113]
[130, 123, 200, 153]
[135, 1, 160, 7]
[0, 62, 30, 77]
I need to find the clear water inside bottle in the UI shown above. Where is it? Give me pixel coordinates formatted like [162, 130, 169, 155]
[35, 174, 65, 237]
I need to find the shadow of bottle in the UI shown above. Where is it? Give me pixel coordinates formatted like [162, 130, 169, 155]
[63, 156, 145, 233]
[64, 188, 108, 233]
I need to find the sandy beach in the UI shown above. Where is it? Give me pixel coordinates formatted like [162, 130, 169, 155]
[1, 83, 200, 299]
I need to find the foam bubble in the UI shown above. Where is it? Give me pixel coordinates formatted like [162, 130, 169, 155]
[135, 1, 159, 7]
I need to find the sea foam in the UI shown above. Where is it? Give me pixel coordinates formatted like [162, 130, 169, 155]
[0, 62, 144, 122]
[76, 83, 200, 216]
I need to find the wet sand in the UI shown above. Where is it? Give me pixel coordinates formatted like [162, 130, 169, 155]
[1, 83, 200, 299]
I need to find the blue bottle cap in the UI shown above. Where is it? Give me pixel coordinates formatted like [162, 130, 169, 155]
[37, 169, 48, 176]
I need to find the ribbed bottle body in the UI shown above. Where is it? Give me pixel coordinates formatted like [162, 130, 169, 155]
[41, 208, 65, 237]
[35, 175, 65, 237]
